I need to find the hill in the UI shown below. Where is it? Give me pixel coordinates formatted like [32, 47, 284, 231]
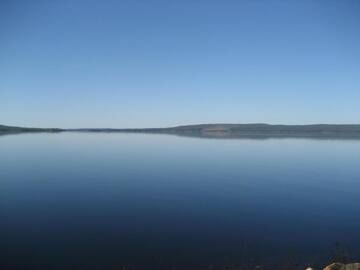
[1, 123, 360, 138]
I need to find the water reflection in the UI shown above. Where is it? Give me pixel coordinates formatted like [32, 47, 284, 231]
[1, 133, 360, 270]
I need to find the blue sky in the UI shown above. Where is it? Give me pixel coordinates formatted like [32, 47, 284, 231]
[1, 0, 359, 128]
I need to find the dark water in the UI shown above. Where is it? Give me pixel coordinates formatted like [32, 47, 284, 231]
[1, 133, 360, 269]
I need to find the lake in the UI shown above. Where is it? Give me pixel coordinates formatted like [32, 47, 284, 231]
[1, 133, 360, 269]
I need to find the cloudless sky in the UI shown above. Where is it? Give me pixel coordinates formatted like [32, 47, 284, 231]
[1, 0, 359, 128]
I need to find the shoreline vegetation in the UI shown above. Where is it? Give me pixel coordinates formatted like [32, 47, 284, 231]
[2, 123, 360, 139]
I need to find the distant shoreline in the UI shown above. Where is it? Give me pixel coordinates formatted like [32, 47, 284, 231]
[2, 123, 360, 139]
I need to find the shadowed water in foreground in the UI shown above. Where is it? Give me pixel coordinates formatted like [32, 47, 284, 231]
[1, 133, 360, 270]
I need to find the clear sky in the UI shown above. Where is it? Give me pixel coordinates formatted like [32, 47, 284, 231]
[1, 0, 359, 128]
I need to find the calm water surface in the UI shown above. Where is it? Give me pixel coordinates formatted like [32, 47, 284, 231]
[1, 133, 360, 269]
